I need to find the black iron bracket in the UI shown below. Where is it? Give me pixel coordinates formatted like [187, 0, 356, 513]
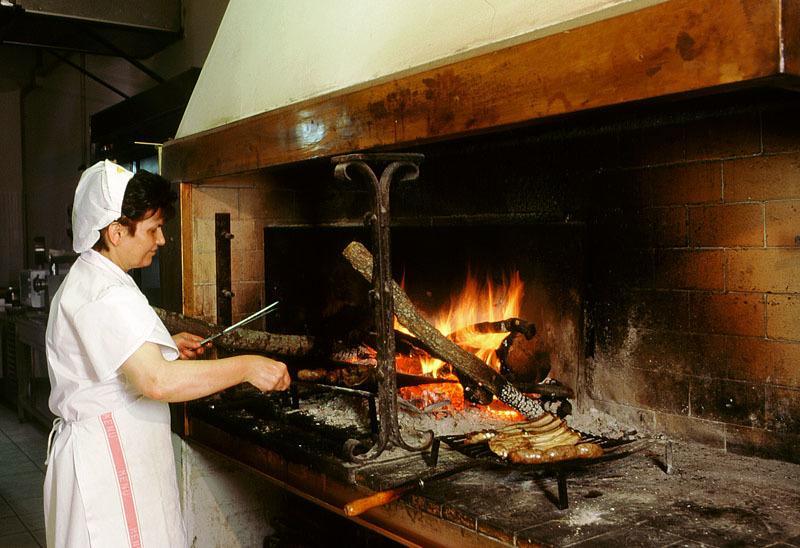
[332, 153, 433, 462]
[215, 213, 234, 326]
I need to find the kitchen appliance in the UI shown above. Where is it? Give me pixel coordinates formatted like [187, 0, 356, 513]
[19, 269, 48, 309]
[18, 248, 78, 310]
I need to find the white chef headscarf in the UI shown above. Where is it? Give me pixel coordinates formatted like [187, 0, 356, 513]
[72, 160, 134, 253]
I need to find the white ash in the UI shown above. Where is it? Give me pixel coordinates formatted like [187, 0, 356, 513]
[566, 406, 640, 439]
[294, 392, 642, 442]
[295, 392, 514, 437]
[566, 505, 606, 527]
[397, 405, 512, 439]
[293, 392, 370, 429]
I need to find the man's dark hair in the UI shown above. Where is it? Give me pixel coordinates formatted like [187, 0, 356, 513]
[93, 169, 177, 251]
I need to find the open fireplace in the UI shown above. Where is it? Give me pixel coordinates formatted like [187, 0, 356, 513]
[262, 223, 581, 394]
[160, 1, 800, 545]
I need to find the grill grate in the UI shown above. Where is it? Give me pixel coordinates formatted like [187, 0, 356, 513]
[438, 430, 644, 467]
[425, 432, 656, 510]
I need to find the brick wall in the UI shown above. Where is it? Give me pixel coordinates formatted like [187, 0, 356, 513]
[587, 93, 800, 463]
[184, 173, 285, 325]
[182, 162, 368, 325]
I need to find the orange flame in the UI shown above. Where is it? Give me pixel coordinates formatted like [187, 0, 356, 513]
[395, 270, 527, 420]
[397, 270, 524, 376]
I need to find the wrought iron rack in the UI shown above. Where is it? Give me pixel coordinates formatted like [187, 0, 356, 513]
[331, 153, 434, 462]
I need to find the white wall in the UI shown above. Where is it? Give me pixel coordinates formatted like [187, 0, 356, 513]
[179, 440, 281, 547]
[177, 0, 665, 138]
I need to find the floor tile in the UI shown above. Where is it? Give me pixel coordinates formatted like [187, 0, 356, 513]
[0, 471, 44, 490]
[21, 447, 46, 460]
[0, 461, 39, 478]
[31, 529, 46, 548]
[0, 498, 15, 518]
[0, 405, 47, 548]
[0, 425, 43, 439]
[0, 450, 20, 462]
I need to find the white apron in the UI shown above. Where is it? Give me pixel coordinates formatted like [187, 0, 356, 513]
[44, 250, 187, 547]
[44, 398, 185, 548]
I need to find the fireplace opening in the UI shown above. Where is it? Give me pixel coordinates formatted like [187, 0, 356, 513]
[172, 87, 800, 546]
[263, 224, 582, 417]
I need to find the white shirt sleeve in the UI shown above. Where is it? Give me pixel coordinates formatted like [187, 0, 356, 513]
[72, 285, 177, 380]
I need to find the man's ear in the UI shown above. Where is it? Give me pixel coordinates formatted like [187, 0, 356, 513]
[107, 222, 124, 247]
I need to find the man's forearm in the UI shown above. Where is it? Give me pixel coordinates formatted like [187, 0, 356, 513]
[121, 343, 253, 402]
[151, 356, 253, 402]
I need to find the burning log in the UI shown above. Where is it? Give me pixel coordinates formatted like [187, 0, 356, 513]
[392, 316, 542, 405]
[497, 332, 554, 384]
[297, 367, 458, 390]
[365, 329, 426, 356]
[448, 318, 536, 342]
[515, 382, 574, 399]
[457, 376, 494, 406]
[342, 241, 544, 419]
[297, 364, 371, 386]
[447, 318, 537, 405]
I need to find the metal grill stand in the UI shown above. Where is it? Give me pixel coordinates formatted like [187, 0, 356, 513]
[430, 434, 675, 510]
[332, 153, 433, 462]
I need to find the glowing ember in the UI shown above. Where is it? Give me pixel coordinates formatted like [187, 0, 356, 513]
[395, 270, 526, 420]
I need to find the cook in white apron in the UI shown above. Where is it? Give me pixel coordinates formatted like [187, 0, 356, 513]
[44, 161, 186, 547]
[44, 248, 187, 548]
[45, 160, 290, 547]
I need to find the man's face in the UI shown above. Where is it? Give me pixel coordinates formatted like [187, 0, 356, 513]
[118, 209, 166, 270]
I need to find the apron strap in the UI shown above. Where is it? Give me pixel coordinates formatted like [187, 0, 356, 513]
[44, 417, 64, 466]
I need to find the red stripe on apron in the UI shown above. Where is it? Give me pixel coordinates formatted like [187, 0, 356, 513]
[101, 412, 142, 548]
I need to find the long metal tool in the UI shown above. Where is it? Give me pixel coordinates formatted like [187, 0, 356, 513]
[199, 301, 280, 345]
[344, 459, 482, 516]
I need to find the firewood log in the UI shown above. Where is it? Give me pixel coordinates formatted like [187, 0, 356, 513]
[153, 307, 316, 357]
[341, 241, 544, 418]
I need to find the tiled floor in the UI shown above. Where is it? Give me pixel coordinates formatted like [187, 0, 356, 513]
[0, 404, 47, 548]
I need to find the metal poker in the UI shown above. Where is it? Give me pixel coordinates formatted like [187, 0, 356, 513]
[199, 300, 279, 345]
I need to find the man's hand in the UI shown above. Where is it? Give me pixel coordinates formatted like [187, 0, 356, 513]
[244, 356, 291, 392]
[172, 332, 210, 360]
[121, 343, 289, 403]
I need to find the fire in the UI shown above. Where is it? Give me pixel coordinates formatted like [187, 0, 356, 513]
[396, 270, 524, 376]
[396, 270, 526, 419]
